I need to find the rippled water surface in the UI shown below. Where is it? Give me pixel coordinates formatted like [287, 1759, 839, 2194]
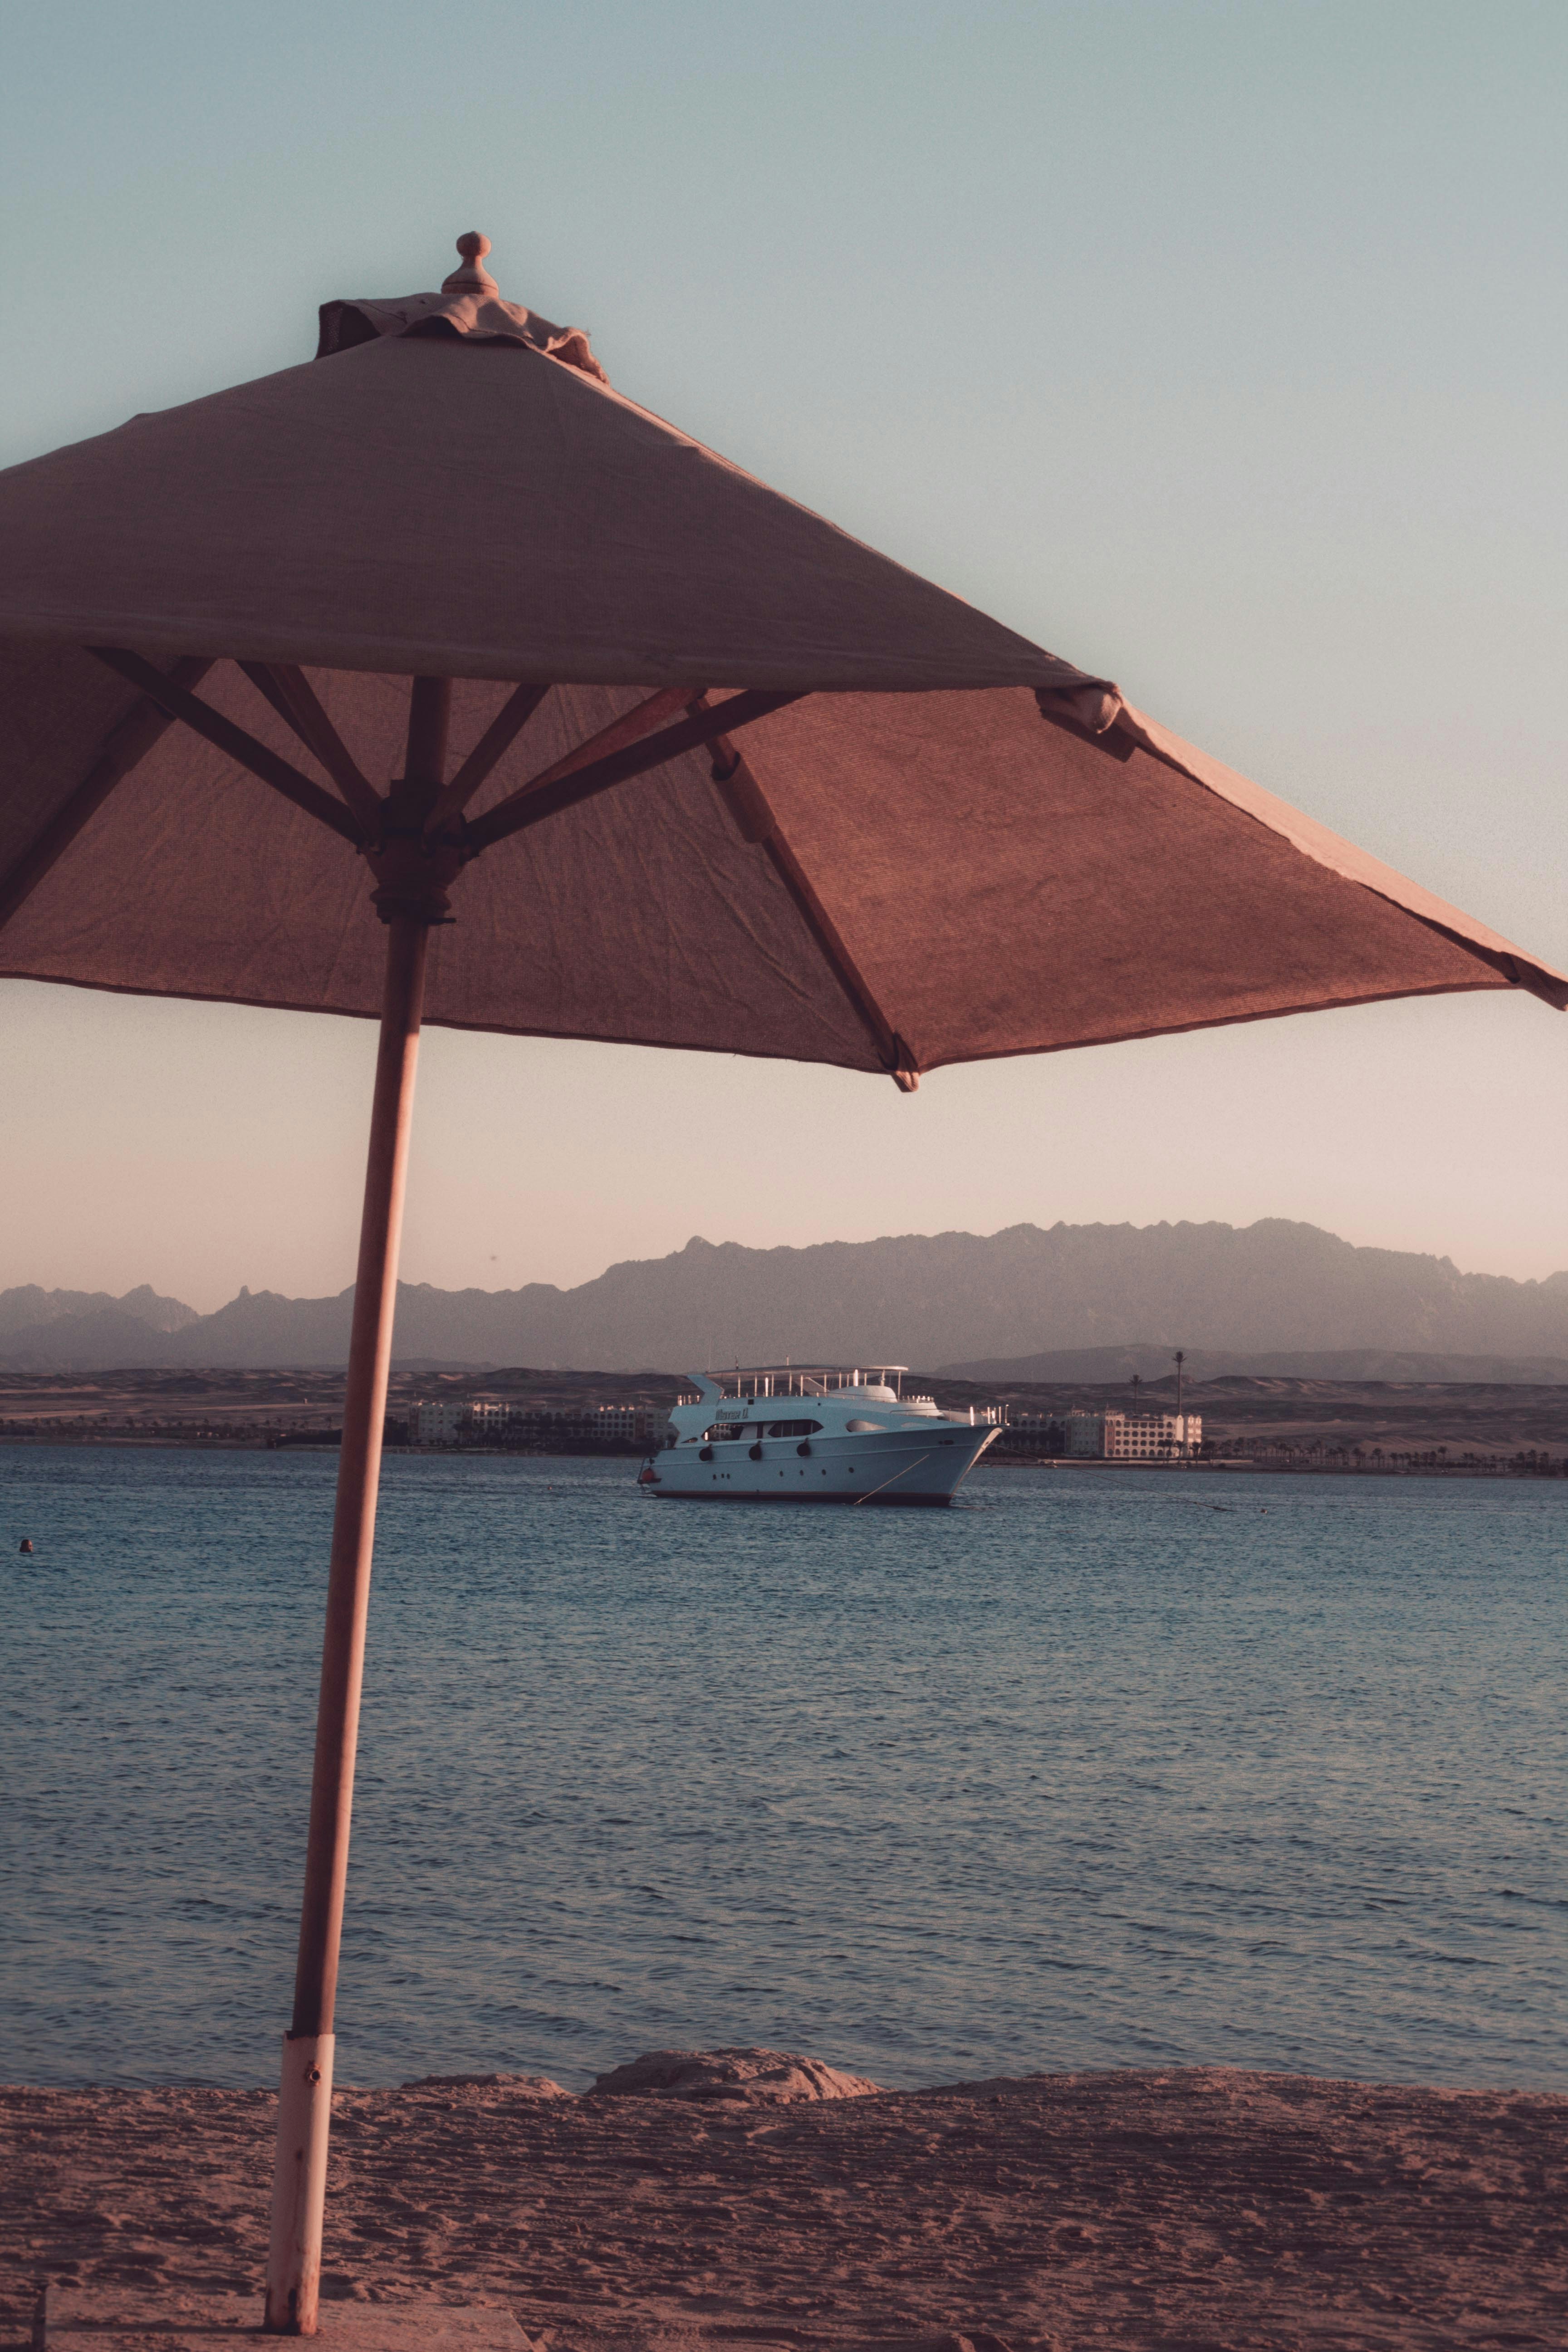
[3, 1446, 1565, 2091]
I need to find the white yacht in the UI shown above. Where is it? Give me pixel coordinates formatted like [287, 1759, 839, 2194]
[638, 1364, 1000, 1506]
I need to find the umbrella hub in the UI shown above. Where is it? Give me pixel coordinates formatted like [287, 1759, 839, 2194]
[366, 781, 466, 926]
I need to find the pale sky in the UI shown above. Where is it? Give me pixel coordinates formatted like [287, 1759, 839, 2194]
[2, 0, 1565, 1310]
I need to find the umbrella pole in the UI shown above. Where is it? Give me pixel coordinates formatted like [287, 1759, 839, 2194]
[264, 910, 430, 2335]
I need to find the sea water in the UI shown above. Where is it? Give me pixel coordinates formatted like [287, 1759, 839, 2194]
[2, 1447, 1564, 2092]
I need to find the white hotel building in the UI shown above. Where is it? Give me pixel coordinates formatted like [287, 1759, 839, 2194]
[1064, 1410, 1201, 1460]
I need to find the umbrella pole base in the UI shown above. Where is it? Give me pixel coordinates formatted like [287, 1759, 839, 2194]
[265, 2031, 336, 2334]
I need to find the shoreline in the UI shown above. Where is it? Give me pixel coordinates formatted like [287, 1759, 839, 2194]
[5, 2058, 1563, 2350]
[4, 1428, 1566, 1478]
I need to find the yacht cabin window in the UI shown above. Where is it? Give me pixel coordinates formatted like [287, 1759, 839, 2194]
[700, 1418, 823, 1441]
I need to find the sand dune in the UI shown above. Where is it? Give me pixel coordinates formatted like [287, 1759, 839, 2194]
[4, 2054, 1564, 2350]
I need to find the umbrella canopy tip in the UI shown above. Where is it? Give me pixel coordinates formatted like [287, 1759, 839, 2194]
[443, 231, 497, 295]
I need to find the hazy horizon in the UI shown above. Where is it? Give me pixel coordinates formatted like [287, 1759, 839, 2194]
[3, 1, 1565, 1305]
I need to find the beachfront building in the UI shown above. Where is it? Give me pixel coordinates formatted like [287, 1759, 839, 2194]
[1105, 1410, 1200, 1460]
[406, 1398, 663, 1449]
[592, 1403, 661, 1443]
[997, 1412, 1067, 1455]
[1062, 1409, 1202, 1460]
[503, 1403, 662, 1446]
[408, 1398, 467, 1445]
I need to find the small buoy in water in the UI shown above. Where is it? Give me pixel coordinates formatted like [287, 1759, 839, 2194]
[19, 1538, 34, 1553]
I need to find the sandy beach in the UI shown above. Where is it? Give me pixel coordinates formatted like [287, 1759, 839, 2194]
[4, 2051, 1564, 2351]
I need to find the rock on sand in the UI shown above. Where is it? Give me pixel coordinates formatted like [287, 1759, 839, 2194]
[587, 2046, 882, 2105]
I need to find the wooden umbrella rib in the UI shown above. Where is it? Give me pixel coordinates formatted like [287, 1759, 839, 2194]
[463, 689, 804, 854]
[88, 649, 364, 847]
[456, 685, 700, 841]
[707, 732, 919, 1089]
[239, 661, 306, 738]
[0, 657, 214, 932]
[421, 682, 554, 830]
[765, 829, 920, 1090]
[240, 663, 385, 835]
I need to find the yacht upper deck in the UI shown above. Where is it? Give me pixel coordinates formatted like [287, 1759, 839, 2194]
[705, 1364, 914, 1403]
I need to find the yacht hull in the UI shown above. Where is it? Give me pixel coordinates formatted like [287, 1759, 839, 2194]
[644, 1425, 997, 1505]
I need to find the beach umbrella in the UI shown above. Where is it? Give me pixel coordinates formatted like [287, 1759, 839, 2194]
[0, 233, 1561, 2334]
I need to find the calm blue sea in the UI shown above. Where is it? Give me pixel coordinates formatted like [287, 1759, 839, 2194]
[3, 1447, 1565, 2092]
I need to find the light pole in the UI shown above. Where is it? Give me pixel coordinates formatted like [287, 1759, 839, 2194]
[1173, 1349, 1186, 1459]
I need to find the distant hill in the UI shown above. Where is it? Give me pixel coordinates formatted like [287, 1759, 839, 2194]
[2, 1221, 1567, 1374]
[0, 1283, 197, 1340]
[0, 1306, 207, 1372]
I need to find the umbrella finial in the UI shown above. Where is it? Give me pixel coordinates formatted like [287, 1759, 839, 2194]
[442, 232, 498, 296]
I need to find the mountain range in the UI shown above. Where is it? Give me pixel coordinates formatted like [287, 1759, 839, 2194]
[4, 1220, 1568, 1379]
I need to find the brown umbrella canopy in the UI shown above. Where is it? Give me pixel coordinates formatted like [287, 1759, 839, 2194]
[4, 663, 1565, 1078]
[1, 236, 1561, 1072]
